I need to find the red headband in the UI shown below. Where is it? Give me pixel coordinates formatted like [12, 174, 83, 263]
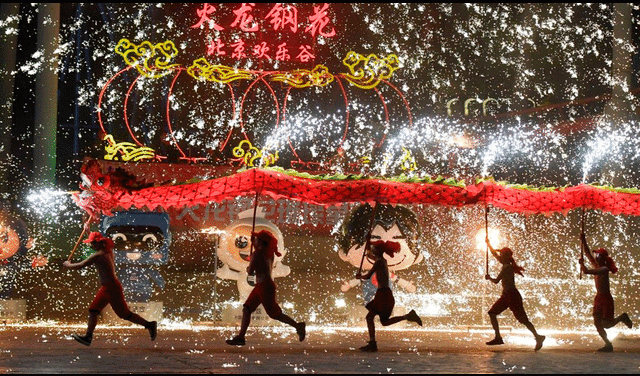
[253, 230, 281, 257]
[83, 231, 115, 250]
[593, 248, 609, 257]
[594, 248, 618, 273]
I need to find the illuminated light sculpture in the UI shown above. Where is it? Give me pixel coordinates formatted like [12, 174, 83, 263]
[447, 96, 541, 118]
[186, 58, 254, 83]
[86, 31, 640, 217]
[482, 98, 500, 117]
[101, 37, 413, 167]
[400, 147, 417, 172]
[115, 39, 179, 79]
[377, 148, 417, 176]
[340, 51, 400, 90]
[232, 140, 279, 168]
[270, 65, 334, 88]
[103, 134, 156, 162]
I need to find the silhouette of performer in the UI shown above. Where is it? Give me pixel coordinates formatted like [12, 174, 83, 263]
[226, 230, 306, 346]
[580, 231, 633, 352]
[356, 239, 422, 352]
[485, 237, 545, 351]
[63, 231, 157, 346]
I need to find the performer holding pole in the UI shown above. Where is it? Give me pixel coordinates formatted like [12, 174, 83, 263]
[250, 190, 260, 255]
[226, 229, 306, 346]
[484, 236, 545, 351]
[63, 231, 157, 346]
[579, 224, 633, 352]
[356, 240, 422, 352]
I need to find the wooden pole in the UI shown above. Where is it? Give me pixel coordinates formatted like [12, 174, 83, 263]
[580, 208, 585, 279]
[485, 205, 489, 275]
[357, 201, 380, 277]
[245, 190, 261, 285]
[249, 190, 260, 257]
[67, 216, 92, 261]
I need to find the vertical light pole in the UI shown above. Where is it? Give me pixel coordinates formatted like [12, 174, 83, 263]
[604, 2, 633, 124]
[0, 4, 20, 194]
[33, 3, 60, 186]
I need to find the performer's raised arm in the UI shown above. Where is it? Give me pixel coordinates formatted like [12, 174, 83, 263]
[580, 231, 596, 267]
[485, 236, 500, 261]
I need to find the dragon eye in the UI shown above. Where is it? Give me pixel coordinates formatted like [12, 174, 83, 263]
[112, 233, 127, 242]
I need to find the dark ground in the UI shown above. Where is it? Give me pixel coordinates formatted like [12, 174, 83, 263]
[1, 322, 640, 374]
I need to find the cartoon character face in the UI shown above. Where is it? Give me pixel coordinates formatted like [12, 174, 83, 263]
[101, 211, 171, 265]
[0, 213, 30, 262]
[338, 203, 423, 272]
[0, 224, 22, 261]
[218, 216, 285, 272]
[341, 223, 421, 271]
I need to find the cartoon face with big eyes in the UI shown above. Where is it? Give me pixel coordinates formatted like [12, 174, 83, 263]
[0, 212, 36, 263]
[218, 216, 286, 271]
[338, 203, 423, 294]
[101, 211, 171, 266]
[0, 211, 44, 300]
[100, 211, 171, 303]
[0, 224, 23, 261]
[340, 223, 421, 271]
[108, 225, 167, 263]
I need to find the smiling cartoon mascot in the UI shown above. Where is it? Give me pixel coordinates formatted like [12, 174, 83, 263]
[217, 207, 289, 301]
[338, 203, 423, 303]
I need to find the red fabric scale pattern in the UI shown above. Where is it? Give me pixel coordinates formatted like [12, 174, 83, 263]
[73, 168, 640, 217]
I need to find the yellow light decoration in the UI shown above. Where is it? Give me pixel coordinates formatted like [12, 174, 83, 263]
[103, 134, 156, 162]
[270, 65, 334, 88]
[341, 51, 400, 89]
[186, 58, 254, 83]
[115, 38, 179, 79]
[400, 147, 417, 171]
[232, 140, 279, 167]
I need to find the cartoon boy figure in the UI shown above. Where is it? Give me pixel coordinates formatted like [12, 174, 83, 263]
[0, 210, 47, 300]
[100, 211, 171, 302]
[217, 207, 290, 302]
[337, 203, 423, 302]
